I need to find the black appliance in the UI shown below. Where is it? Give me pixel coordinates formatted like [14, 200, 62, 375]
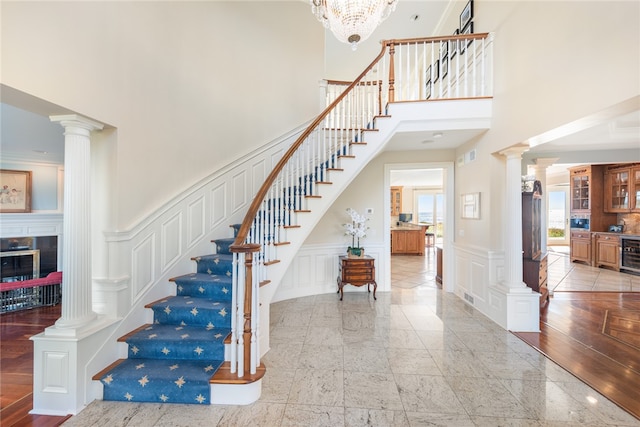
[620, 236, 640, 273]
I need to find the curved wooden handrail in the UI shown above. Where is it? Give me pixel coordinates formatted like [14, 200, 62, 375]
[231, 42, 390, 249]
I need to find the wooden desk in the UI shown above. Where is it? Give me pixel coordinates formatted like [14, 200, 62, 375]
[337, 255, 377, 301]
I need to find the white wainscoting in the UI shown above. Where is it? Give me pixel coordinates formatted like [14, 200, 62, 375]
[451, 242, 506, 326]
[275, 242, 387, 303]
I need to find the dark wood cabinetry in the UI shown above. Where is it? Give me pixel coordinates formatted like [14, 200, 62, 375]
[523, 254, 548, 308]
[337, 256, 377, 301]
[522, 192, 548, 309]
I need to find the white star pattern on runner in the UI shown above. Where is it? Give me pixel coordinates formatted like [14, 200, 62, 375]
[136, 363, 145, 370]
[181, 334, 189, 339]
[160, 394, 169, 402]
[214, 333, 223, 339]
[138, 375, 149, 387]
[175, 376, 186, 388]
[219, 308, 227, 317]
[207, 268, 212, 274]
[214, 258, 220, 264]
[125, 392, 134, 401]
[103, 374, 113, 385]
[148, 334, 157, 339]
[195, 394, 206, 404]
[145, 326, 153, 330]
[175, 326, 183, 331]
[180, 321, 187, 326]
[198, 286, 205, 293]
[131, 346, 140, 355]
[226, 270, 231, 276]
[206, 322, 214, 330]
[190, 307, 199, 316]
[194, 346, 204, 355]
[164, 306, 171, 314]
[204, 365, 214, 372]
[169, 364, 179, 370]
[186, 300, 194, 305]
[161, 347, 170, 355]
[222, 287, 229, 294]
[178, 285, 183, 292]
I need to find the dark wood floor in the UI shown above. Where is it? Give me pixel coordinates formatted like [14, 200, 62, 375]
[514, 291, 640, 420]
[2, 293, 639, 424]
[0, 304, 71, 427]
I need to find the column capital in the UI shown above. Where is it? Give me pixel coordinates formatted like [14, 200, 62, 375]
[50, 114, 104, 133]
[499, 143, 529, 159]
[532, 157, 560, 169]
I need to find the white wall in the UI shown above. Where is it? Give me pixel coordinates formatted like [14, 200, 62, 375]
[451, 0, 640, 253]
[1, 1, 325, 230]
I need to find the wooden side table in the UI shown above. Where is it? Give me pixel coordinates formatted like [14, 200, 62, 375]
[337, 255, 377, 301]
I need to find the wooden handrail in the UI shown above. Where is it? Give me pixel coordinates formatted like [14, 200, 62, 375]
[231, 42, 389, 249]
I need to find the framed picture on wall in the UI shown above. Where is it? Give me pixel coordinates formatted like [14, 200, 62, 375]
[460, 0, 473, 31]
[0, 169, 32, 213]
[460, 21, 474, 54]
[440, 39, 448, 61]
[441, 56, 449, 78]
[433, 59, 440, 82]
[450, 29, 459, 58]
[461, 192, 480, 219]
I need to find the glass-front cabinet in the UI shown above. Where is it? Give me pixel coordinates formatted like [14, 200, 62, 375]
[605, 166, 630, 212]
[604, 163, 640, 213]
[633, 166, 640, 212]
[570, 166, 591, 212]
[390, 186, 402, 216]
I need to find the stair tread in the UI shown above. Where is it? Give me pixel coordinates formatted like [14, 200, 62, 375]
[98, 358, 224, 404]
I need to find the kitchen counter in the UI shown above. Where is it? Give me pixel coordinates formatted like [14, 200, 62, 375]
[391, 224, 427, 255]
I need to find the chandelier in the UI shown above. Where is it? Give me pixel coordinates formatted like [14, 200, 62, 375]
[311, 0, 398, 50]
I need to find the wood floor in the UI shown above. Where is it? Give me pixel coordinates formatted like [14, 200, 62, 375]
[514, 291, 640, 420]
[1, 291, 639, 424]
[0, 304, 71, 427]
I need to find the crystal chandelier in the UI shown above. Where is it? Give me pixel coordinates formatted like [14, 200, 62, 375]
[311, 0, 398, 50]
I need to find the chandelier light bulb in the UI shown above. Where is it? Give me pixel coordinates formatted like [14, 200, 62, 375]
[311, 0, 398, 50]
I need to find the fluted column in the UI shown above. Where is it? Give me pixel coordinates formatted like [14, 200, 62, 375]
[499, 145, 530, 290]
[49, 114, 104, 334]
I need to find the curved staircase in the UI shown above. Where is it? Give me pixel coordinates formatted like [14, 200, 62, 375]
[93, 229, 264, 405]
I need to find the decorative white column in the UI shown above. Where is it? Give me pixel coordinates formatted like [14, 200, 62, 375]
[532, 157, 559, 255]
[496, 145, 540, 332]
[30, 115, 114, 416]
[48, 115, 104, 334]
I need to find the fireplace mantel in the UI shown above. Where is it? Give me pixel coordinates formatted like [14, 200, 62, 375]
[0, 213, 63, 239]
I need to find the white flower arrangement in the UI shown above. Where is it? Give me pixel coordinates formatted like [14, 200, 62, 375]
[344, 208, 369, 249]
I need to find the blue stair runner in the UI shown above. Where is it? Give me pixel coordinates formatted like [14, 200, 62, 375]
[96, 127, 373, 404]
[97, 236, 237, 405]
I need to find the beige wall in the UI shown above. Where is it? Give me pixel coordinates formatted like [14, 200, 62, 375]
[304, 149, 456, 247]
[1, 1, 324, 229]
[451, 1, 639, 252]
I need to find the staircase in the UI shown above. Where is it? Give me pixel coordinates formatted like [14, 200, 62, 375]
[90, 33, 493, 407]
[93, 230, 261, 405]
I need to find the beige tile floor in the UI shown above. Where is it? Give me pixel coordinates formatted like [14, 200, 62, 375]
[547, 246, 640, 292]
[63, 247, 640, 426]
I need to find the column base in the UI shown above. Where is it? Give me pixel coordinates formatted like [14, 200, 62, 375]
[30, 317, 118, 415]
[488, 281, 540, 332]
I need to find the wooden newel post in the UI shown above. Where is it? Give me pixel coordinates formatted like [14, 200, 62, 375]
[230, 242, 261, 376]
[243, 250, 254, 371]
[388, 43, 395, 103]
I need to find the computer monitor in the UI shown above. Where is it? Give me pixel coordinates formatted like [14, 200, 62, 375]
[399, 213, 412, 223]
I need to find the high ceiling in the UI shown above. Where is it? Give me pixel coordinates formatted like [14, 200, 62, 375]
[1, 1, 638, 169]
